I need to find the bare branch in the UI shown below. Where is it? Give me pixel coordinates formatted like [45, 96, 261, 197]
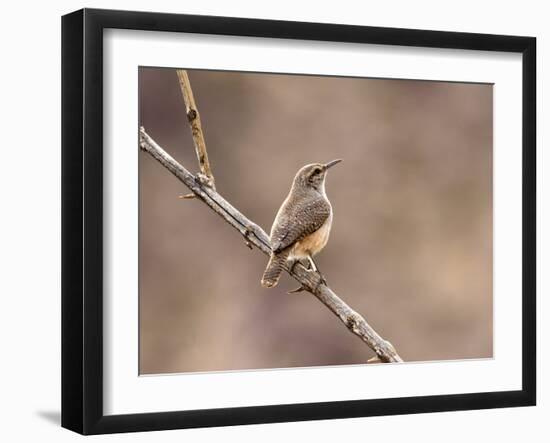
[176, 69, 215, 190]
[139, 127, 403, 363]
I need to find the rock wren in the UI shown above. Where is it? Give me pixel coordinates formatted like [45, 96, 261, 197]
[261, 159, 342, 288]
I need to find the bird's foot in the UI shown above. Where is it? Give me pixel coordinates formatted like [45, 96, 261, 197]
[303, 264, 327, 286]
[287, 261, 308, 294]
[311, 271, 328, 290]
[289, 259, 302, 274]
[317, 273, 328, 286]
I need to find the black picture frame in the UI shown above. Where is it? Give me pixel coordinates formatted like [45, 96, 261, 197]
[61, 8, 536, 435]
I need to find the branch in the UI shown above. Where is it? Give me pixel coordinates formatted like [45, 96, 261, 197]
[176, 69, 215, 192]
[139, 127, 403, 363]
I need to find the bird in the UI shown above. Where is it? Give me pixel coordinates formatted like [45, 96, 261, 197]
[261, 159, 342, 288]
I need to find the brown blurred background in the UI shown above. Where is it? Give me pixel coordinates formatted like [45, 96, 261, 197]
[139, 68, 493, 375]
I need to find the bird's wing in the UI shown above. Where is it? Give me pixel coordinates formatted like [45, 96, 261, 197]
[271, 197, 331, 253]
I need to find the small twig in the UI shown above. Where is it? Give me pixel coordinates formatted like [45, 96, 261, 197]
[176, 69, 215, 191]
[139, 127, 403, 363]
[287, 286, 306, 294]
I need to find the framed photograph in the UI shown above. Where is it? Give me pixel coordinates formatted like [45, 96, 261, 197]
[61, 8, 536, 435]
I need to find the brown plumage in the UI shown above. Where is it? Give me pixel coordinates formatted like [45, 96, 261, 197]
[261, 160, 342, 288]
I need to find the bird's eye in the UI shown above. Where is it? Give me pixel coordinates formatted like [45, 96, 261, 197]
[313, 168, 322, 175]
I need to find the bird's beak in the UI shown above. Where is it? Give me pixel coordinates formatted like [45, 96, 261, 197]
[324, 159, 343, 170]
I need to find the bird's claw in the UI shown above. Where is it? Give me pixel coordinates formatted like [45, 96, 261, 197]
[305, 267, 327, 286]
[289, 260, 300, 274]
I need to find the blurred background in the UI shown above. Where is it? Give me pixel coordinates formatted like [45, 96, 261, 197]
[139, 68, 493, 375]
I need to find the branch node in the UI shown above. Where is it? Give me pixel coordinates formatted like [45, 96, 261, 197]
[196, 172, 215, 189]
[242, 225, 255, 249]
[187, 108, 198, 122]
[346, 312, 362, 331]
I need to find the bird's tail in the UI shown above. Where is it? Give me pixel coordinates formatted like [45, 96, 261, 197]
[261, 250, 290, 288]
